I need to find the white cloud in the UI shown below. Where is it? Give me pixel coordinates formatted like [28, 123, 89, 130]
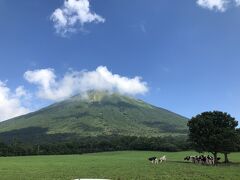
[24, 66, 148, 101]
[235, 0, 240, 6]
[197, 0, 228, 12]
[50, 0, 105, 36]
[15, 86, 27, 97]
[196, 0, 240, 11]
[0, 81, 30, 122]
[0, 66, 148, 121]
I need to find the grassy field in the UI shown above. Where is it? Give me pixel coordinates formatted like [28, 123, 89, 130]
[0, 151, 240, 180]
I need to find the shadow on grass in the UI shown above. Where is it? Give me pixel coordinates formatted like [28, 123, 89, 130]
[169, 160, 190, 164]
[217, 162, 240, 166]
[169, 160, 240, 166]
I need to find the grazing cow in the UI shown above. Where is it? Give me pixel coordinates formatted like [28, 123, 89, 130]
[192, 156, 198, 163]
[206, 155, 214, 165]
[198, 155, 206, 164]
[184, 155, 219, 165]
[184, 156, 196, 163]
[184, 156, 190, 161]
[159, 155, 166, 163]
[148, 157, 157, 164]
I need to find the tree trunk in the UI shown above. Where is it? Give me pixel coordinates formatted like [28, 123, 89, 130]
[37, 144, 40, 155]
[213, 152, 218, 165]
[224, 153, 229, 163]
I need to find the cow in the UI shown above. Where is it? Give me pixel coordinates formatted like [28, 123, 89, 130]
[148, 157, 158, 164]
[159, 155, 166, 163]
[184, 156, 190, 161]
[184, 156, 196, 163]
[206, 155, 214, 165]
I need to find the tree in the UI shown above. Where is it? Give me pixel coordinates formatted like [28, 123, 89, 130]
[188, 111, 239, 163]
[237, 128, 240, 151]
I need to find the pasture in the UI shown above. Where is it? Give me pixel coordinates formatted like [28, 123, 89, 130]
[0, 151, 240, 180]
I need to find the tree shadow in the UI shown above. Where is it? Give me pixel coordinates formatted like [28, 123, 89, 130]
[217, 162, 240, 166]
[169, 160, 240, 166]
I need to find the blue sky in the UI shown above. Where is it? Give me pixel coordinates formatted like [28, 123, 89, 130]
[0, 0, 240, 123]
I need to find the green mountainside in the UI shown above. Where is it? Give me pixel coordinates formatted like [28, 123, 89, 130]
[0, 91, 188, 142]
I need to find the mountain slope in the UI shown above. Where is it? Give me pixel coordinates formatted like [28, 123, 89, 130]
[0, 91, 188, 141]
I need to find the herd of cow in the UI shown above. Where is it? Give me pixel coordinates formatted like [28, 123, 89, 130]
[184, 155, 221, 165]
[148, 155, 221, 165]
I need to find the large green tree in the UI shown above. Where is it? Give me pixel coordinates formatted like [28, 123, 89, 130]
[237, 128, 240, 151]
[188, 111, 239, 163]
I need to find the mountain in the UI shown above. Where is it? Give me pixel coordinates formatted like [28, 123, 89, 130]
[0, 91, 188, 143]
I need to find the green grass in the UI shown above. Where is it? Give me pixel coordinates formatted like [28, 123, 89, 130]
[0, 151, 240, 180]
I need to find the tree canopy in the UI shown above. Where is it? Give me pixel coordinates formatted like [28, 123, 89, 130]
[188, 111, 239, 163]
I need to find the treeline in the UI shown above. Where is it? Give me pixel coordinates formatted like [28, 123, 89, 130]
[0, 135, 190, 156]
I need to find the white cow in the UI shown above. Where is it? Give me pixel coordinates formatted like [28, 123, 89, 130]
[159, 155, 167, 163]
